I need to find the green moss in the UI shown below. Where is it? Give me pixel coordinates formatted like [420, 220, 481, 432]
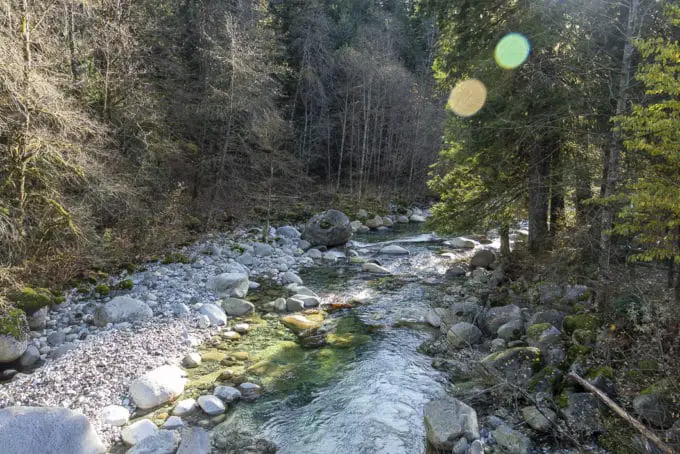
[95, 284, 110, 295]
[598, 414, 641, 454]
[563, 314, 599, 335]
[526, 323, 551, 341]
[571, 328, 595, 345]
[637, 359, 658, 372]
[161, 253, 193, 265]
[566, 344, 592, 364]
[556, 390, 569, 409]
[121, 263, 138, 273]
[76, 283, 91, 294]
[115, 279, 134, 290]
[528, 365, 562, 394]
[8, 287, 60, 315]
[585, 366, 614, 380]
[640, 379, 672, 396]
[0, 308, 28, 339]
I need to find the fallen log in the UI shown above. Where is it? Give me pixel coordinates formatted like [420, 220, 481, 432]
[567, 372, 673, 454]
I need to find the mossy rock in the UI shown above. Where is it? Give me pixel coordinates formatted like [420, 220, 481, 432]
[526, 323, 552, 341]
[76, 284, 91, 294]
[528, 365, 562, 394]
[585, 366, 614, 380]
[115, 279, 134, 290]
[8, 287, 62, 315]
[571, 328, 595, 345]
[0, 308, 29, 339]
[121, 263, 139, 273]
[95, 284, 110, 296]
[640, 378, 673, 397]
[161, 253, 193, 265]
[566, 344, 592, 364]
[562, 314, 599, 335]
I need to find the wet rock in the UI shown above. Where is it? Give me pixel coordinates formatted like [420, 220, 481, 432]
[492, 425, 531, 454]
[197, 395, 225, 415]
[101, 405, 130, 426]
[282, 271, 303, 285]
[380, 245, 409, 255]
[363, 262, 391, 274]
[126, 430, 179, 454]
[0, 406, 106, 454]
[93, 296, 152, 327]
[280, 314, 322, 337]
[238, 382, 263, 399]
[182, 352, 202, 368]
[221, 298, 255, 317]
[129, 365, 187, 410]
[214, 385, 241, 403]
[382, 216, 394, 227]
[396, 215, 410, 224]
[425, 309, 441, 328]
[301, 210, 353, 247]
[470, 250, 495, 269]
[121, 419, 158, 445]
[447, 322, 483, 349]
[177, 427, 210, 454]
[212, 417, 277, 454]
[198, 303, 227, 326]
[447, 237, 475, 249]
[207, 273, 250, 299]
[423, 395, 479, 450]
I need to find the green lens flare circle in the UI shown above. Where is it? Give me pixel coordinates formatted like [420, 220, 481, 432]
[494, 33, 531, 69]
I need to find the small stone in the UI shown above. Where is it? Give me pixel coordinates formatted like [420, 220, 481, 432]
[47, 331, 66, 347]
[198, 303, 227, 326]
[173, 303, 191, 318]
[282, 271, 303, 285]
[214, 385, 242, 403]
[452, 437, 468, 454]
[19, 345, 40, 368]
[121, 419, 158, 445]
[222, 331, 241, 341]
[127, 429, 180, 454]
[197, 395, 226, 415]
[163, 416, 184, 430]
[182, 352, 202, 368]
[233, 323, 249, 334]
[101, 405, 130, 426]
[238, 382, 263, 399]
[219, 370, 233, 381]
[197, 315, 210, 329]
[173, 399, 197, 416]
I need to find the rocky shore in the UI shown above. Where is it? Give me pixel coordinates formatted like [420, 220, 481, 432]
[0, 207, 431, 453]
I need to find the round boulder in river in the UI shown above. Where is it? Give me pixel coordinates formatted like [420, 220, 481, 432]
[0, 406, 106, 454]
[0, 309, 29, 363]
[301, 210, 353, 247]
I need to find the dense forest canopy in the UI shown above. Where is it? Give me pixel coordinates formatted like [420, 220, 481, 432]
[0, 0, 443, 282]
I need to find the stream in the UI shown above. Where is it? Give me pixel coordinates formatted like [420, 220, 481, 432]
[213, 224, 476, 454]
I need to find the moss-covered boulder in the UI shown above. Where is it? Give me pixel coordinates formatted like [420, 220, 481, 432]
[633, 379, 677, 429]
[528, 365, 562, 395]
[562, 314, 599, 335]
[8, 287, 62, 315]
[0, 308, 29, 363]
[95, 284, 110, 296]
[115, 279, 134, 290]
[585, 366, 616, 398]
[481, 347, 542, 385]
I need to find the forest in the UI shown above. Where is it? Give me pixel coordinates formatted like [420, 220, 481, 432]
[0, 0, 443, 285]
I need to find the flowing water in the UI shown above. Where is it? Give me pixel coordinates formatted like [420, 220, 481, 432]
[219, 225, 474, 454]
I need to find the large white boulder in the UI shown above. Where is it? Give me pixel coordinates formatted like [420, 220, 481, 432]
[198, 303, 227, 326]
[0, 406, 106, 454]
[93, 296, 153, 327]
[129, 365, 187, 410]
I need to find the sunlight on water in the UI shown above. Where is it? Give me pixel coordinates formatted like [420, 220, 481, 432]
[447, 79, 487, 117]
[494, 33, 531, 69]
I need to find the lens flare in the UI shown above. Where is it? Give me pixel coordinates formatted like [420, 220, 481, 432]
[447, 79, 487, 117]
[494, 33, 531, 69]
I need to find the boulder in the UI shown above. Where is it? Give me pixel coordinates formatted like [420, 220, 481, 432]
[198, 303, 227, 326]
[19, 344, 40, 368]
[101, 405, 130, 426]
[282, 271, 303, 285]
[27, 306, 48, 330]
[127, 430, 179, 454]
[396, 215, 410, 224]
[214, 386, 241, 403]
[365, 215, 384, 230]
[447, 322, 483, 349]
[634, 382, 676, 429]
[301, 210, 353, 247]
[497, 319, 525, 341]
[280, 314, 322, 335]
[410, 214, 427, 223]
[423, 396, 479, 450]
[481, 347, 541, 385]
[447, 237, 475, 249]
[445, 265, 467, 279]
[182, 352, 202, 368]
[560, 392, 604, 436]
[121, 419, 158, 445]
[382, 216, 394, 227]
[521, 406, 556, 432]
[207, 273, 249, 299]
[276, 226, 301, 240]
[177, 427, 210, 454]
[470, 250, 495, 269]
[380, 245, 409, 255]
[93, 296, 153, 327]
[129, 365, 187, 410]
[221, 298, 255, 317]
[0, 406, 106, 454]
[492, 425, 531, 454]
[482, 304, 522, 335]
[197, 395, 225, 416]
[0, 309, 29, 363]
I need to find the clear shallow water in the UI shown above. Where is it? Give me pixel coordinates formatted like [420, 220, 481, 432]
[227, 226, 457, 454]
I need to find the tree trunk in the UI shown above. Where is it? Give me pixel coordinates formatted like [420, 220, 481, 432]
[528, 141, 550, 254]
[550, 148, 565, 235]
[500, 224, 511, 257]
[599, 0, 640, 277]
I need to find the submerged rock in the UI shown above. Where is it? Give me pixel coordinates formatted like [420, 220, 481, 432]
[423, 395, 479, 450]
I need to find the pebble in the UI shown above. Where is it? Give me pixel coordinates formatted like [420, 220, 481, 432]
[163, 416, 184, 430]
[100, 405, 130, 426]
[233, 323, 249, 334]
[121, 419, 158, 445]
[173, 399, 197, 416]
[182, 352, 202, 368]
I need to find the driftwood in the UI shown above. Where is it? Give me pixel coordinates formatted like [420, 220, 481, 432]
[567, 372, 674, 454]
